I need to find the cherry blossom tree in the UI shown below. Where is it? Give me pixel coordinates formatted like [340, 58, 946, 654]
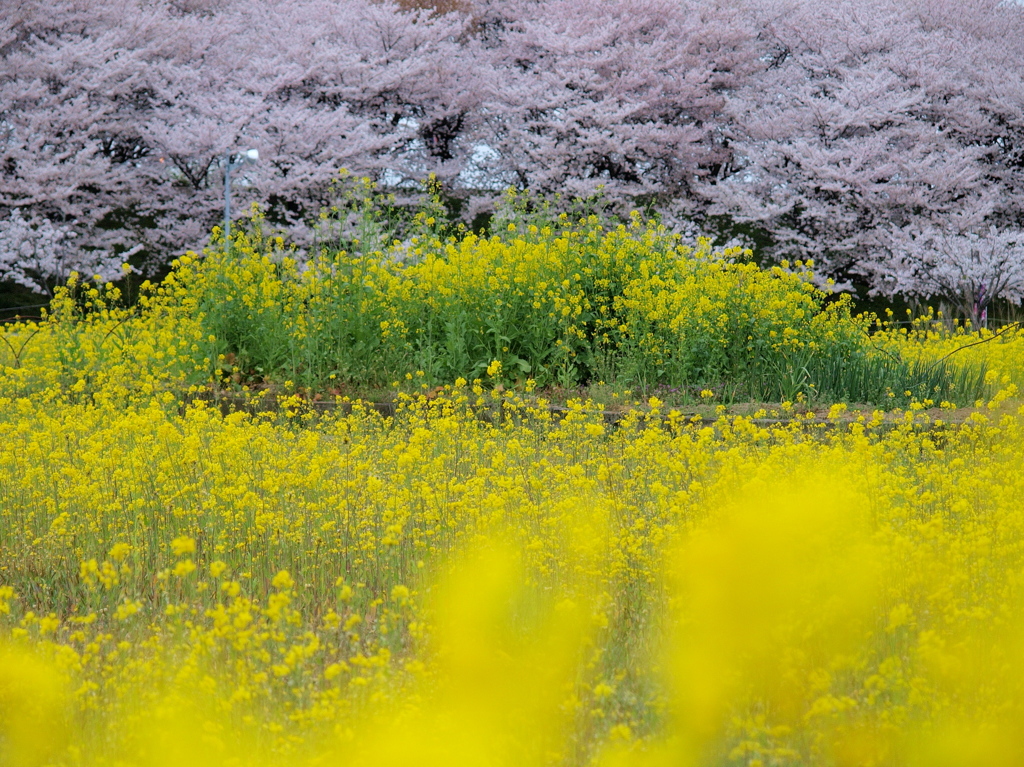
[1, 1, 147, 270]
[706, 0, 1024, 307]
[864, 225, 1024, 327]
[0, 210, 127, 295]
[1, 0, 479, 282]
[5, 0, 1024, 316]
[466, 0, 755, 214]
[242, 0, 481, 221]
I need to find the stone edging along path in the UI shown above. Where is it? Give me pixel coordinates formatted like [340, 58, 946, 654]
[181, 389, 1006, 434]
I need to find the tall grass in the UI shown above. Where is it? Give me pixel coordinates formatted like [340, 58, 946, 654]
[748, 346, 989, 407]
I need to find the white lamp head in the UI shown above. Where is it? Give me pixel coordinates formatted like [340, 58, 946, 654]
[245, 148, 259, 164]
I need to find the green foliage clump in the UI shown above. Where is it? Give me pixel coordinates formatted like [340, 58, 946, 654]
[171, 183, 985, 406]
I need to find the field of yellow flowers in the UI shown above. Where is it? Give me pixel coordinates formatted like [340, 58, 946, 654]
[3, 209, 1024, 766]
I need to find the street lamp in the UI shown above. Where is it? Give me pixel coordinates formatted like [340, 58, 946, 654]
[223, 148, 259, 248]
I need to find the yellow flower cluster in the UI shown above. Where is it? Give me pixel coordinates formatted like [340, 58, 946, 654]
[1, 369, 1023, 764]
[1, 203, 1023, 764]
[3, 212, 985, 409]
[0, 265, 210, 404]
[169, 212, 868, 395]
[615, 253, 861, 387]
[878, 311, 1024, 395]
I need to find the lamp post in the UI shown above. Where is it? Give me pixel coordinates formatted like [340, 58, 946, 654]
[223, 148, 259, 249]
